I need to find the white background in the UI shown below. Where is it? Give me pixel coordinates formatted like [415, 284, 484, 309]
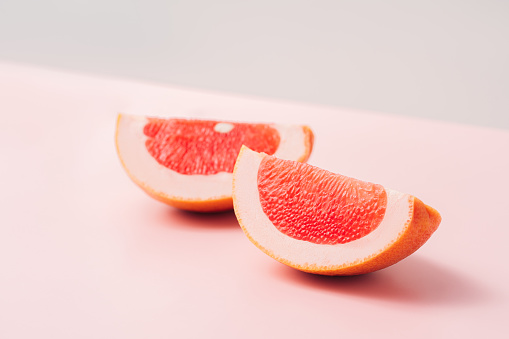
[1, 0, 508, 129]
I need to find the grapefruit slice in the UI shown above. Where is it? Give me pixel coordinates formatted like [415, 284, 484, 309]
[232, 146, 441, 275]
[115, 114, 314, 212]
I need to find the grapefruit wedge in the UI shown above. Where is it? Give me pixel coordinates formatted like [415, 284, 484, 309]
[115, 114, 314, 212]
[232, 146, 441, 275]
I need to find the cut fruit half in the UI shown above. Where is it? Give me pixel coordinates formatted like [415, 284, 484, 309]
[232, 146, 441, 275]
[115, 114, 314, 212]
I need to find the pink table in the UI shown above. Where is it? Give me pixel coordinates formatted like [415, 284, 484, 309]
[1, 62, 508, 338]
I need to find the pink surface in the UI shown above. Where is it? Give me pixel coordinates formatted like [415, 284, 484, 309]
[1, 62, 508, 338]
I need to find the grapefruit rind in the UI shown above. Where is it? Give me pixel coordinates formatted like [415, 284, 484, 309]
[232, 146, 441, 275]
[115, 114, 314, 212]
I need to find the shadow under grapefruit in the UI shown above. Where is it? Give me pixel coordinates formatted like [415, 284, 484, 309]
[273, 256, 492, 306]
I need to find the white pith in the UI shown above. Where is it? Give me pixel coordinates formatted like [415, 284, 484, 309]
[116, 114, 309, 201]
[232, 147, 412, 269]
[214, 122, 234, 133]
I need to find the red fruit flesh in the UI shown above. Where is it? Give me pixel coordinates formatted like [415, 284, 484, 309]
[257, 157, 387, 245]
[144, 118, 280, 175]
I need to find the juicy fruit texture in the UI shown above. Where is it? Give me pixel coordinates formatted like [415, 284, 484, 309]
[233, 146, 441, 275]
[115, 114, 314, 212]
[144, 118, 280, 175]
[258, 157, 387, 245]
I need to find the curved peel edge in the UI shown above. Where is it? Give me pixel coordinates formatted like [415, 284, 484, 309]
[115, 114, 314, 212]
[232, 146, 442, 275]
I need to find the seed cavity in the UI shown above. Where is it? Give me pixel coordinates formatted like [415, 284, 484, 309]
[214, 122, 234, 133]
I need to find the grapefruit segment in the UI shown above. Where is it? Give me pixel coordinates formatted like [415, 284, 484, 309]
[115, 114, 314, 212]
[144, 118, 281, 175]
[232, 146, 441, 275]
[258, 156, 388, 245]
